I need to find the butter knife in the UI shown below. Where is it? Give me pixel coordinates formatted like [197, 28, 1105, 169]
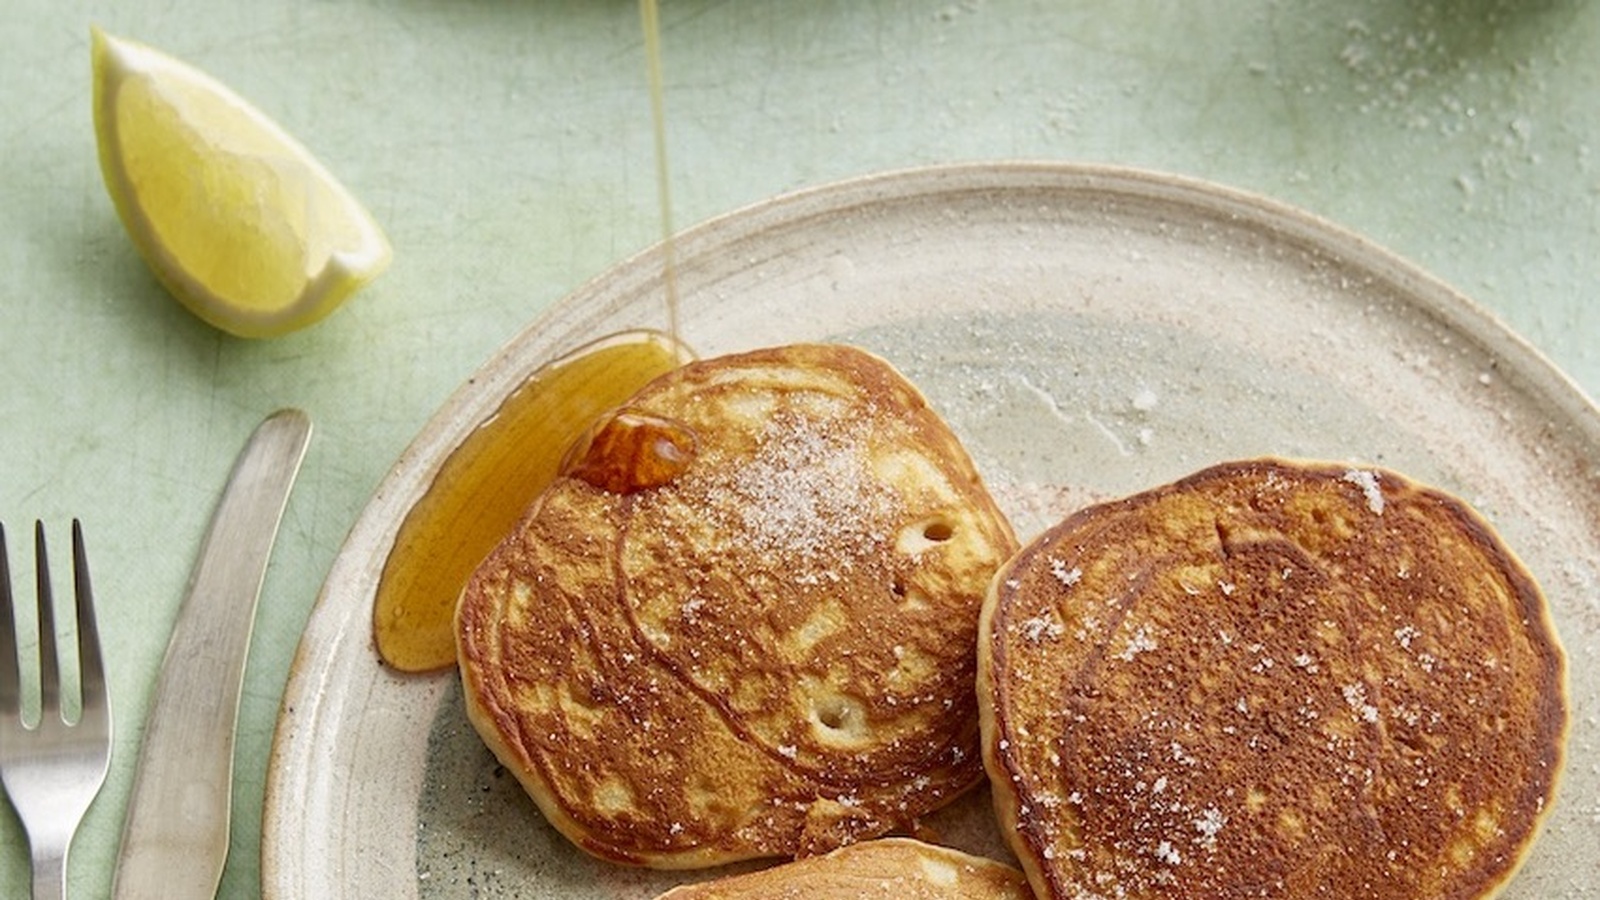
[113, 408, 312, 900]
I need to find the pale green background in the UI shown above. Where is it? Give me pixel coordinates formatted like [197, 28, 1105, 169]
[2, 1, 1597, 897]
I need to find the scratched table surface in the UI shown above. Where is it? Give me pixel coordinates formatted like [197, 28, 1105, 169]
[3, 1, 1599, 897]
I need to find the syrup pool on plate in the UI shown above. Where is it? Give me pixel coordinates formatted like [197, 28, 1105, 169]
[372, 330, 693, 673]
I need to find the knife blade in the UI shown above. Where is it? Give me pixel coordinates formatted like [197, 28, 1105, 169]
[113, 408, 312, 900]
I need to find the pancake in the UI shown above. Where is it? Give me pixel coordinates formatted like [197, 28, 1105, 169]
[457, 343, 1019, 868]
[653, 837, 1033, 899]
[979, 458, 1567, 899]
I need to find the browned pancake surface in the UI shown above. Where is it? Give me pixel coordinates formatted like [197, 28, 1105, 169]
[458, 344, 1018, 867]
[980, 459, 1566, 900]
[653, 838, 1032, 899]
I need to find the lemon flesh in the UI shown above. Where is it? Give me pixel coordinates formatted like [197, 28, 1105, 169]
[91, 27, 391, 338]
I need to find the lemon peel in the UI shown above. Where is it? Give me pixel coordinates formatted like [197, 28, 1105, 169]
[91, 26, 391, 338]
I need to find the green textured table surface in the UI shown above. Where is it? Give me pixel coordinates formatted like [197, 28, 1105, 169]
[3, 1, 1598, 897]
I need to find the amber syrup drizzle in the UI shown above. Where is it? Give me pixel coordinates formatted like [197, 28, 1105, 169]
[372, 4, 693, 672]
[641, 0, 681, 345]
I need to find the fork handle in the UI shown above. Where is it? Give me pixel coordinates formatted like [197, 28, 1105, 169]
[29, 841, 66, 900]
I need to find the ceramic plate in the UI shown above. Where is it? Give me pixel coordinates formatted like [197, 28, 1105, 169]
[262, 163, 1600, 898]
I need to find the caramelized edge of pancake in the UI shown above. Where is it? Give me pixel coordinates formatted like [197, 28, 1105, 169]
[978, 457, 1569, 900]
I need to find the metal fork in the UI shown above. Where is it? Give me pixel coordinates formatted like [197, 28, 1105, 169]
[0, 521, 113, 900]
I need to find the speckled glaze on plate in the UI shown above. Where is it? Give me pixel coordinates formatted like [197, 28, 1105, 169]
[262, 163, 1600, 899]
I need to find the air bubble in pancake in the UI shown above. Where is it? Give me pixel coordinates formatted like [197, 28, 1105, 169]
[593, 776, 636, 816]
[809, 692, 870, 746]
[897, 515, 955, 554]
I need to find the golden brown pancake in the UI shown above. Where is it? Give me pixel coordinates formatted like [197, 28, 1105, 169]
[653, 837, 1033, 899]
[979, 458, 1566, 900]
[457, 343, 1018, 868]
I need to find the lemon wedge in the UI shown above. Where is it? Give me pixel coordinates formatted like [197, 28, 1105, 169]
[91, 27, 391, 338]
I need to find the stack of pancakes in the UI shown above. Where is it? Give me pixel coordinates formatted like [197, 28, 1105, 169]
[455, 344, 1567, 898]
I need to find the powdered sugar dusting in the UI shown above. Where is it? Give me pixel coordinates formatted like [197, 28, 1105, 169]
[1154, 840, 1182, 865]
[1019, 613, 1065, 643]
[1193, 806, 1227, 850]
[678, 407, 904, 580]
[1050, 557, 1082, 587]
[1116, 625, 1158, 662]
[1342, 682, 1381, 724]
[1342, 468, 1385, 515]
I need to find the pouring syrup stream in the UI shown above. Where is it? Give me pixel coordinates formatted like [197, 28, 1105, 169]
[641, 0, 681, 344]
[371, 3, 694, 672]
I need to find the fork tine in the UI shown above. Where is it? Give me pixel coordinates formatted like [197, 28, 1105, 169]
[0, 521, 113, 900]
[34, 521, 61, 721]
[0, 524, 17, 718]
[71, 520, 108, 724]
